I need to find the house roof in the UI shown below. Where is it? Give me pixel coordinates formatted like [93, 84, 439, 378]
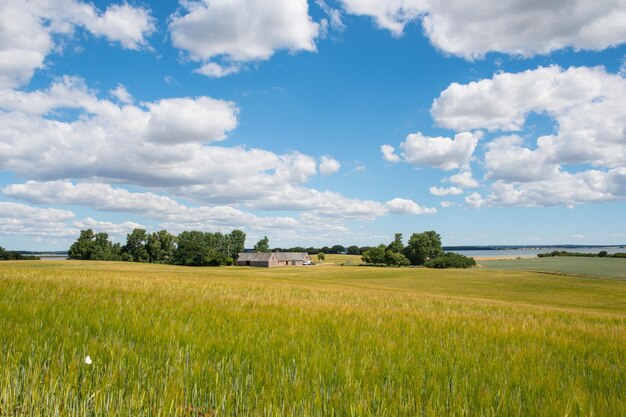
[237, 252, 309, 262]
[274, 252, 309, 261]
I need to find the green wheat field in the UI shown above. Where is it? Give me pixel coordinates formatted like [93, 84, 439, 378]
[1, 260, 626, 416]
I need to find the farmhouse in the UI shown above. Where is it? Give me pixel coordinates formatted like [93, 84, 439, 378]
[236, 252, 313, 268]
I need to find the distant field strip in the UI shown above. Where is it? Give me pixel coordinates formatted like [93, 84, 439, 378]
[479, 257, 626, 280]
[1, 261, 625, 416]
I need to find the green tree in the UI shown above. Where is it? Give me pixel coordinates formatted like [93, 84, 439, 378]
[253, 236, 270, 253]
[361, 244, 386, 265]
[330, 244, 345, 254]
[147, 230, 176, 263]
[68, 229, 96, 260]
[424, 252, 475, 268]
[405, 231, 443, 266]
[384, 249, 410, 267]
[346, 245, 361, 255]
[386, 233, 404, 254]
[229, 230, 246, 258]
[317, 252, 325, 262]
[123, 229, 149, 263]
[173, 231, 212, 266]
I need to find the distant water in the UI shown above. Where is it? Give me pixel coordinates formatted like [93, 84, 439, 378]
[33, 254, 68, 261]
[451, 247, 626, 259]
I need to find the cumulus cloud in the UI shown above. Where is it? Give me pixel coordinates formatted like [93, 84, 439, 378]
[169, 0, 319, 76]
[446, 170, 479, 188]
[381, 144, 400, 163]
[0, 201, 75, 237]
[429, 66, 626, 208]
[429, 186, 463, 196]
[110, 84, 133, 104]
[340, 0, 626, 58]
[464, 192, 485, 210]
[319, 156, 341, 176]
[0, 0, 155, 88]
[385, 198, 436, 215]
[394, 131, 480, 171]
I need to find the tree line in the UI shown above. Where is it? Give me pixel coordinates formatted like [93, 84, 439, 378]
[0, 247, 40, 261]
[68, 228, 246, 267]
[360, 231, 476, 268]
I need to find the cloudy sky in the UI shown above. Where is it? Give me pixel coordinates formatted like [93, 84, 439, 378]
[1, 0, 625, 250]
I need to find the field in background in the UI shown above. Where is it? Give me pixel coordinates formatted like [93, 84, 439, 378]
[1, 261, 625, 416]
[317, 253, 362, 265]
[479, 256, 626, 280]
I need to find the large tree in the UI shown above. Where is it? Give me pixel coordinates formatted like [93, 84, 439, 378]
[123, 228, 149, 263]
[229, 230, 246, 258]
[146, 230, 176, 264]
[386, 233, 404, 254]
[361, 244, 386, 265]
[68, 229, 120, 260]
[253, 236, 269, 253]
[405, 231, 443, 266]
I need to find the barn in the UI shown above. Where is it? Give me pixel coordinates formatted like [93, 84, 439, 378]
[236, 252, 313, 268]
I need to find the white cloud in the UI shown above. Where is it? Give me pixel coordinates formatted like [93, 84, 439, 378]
[446, 170, 479, 188]
[398, 131, 480, 171]
[194, 62, 241, 78]
[81, 3, 155, 50]
[429, 66, 626, 208]
[73, 217, 145, 238]
[0, 0, 155, 88]
[319, 156, 341, 176]
[429, 186, 463, 196]
[381, 144, 400, 163]
[110, 84, 133, 104]
[385, 198, 436, 215]
[169, 0, 319, 75]
[440, 201, 455, 208]
[340, 0, 626, 58]
[464, 192, 485, 210]
[315, 0, 345, 33]
[145, 97, 238, 144]
[0, 201, 75, 237]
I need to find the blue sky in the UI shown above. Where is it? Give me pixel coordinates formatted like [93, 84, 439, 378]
[1, 0, 625, 250]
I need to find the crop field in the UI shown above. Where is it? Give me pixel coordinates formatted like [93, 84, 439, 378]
[1, 261, 625, 416]
[479, 256, 626, 280]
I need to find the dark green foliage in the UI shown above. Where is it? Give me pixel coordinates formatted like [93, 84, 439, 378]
[173, 231, 226, 266]
[146, 230, 177, 264]
[317, 252, 325, 262]
[384, 249, 410, 267]
[0, 246, 40, 261]
[253, 236, 270, 253]
[386, 233, 404, 254]
[229, 230, 246, 258]
[123, 229, 150, 263]
[68, 229, 121, 261]
[68, 228, 245, 267]
[538, 250, 626, 259]
[330, 245, 345, 254]
[405, 231, 443, 266]
[361, 244, 386, 265]
[346, 245, 361, 255]
[424, 252, 476, 269]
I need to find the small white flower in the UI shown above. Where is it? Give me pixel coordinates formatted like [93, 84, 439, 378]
[85, 356, 92, 365]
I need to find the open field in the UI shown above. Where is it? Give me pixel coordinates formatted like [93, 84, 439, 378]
[317, 253, 362, 265]
[1, 261, 625, 416]
[480, 256, 626, 280]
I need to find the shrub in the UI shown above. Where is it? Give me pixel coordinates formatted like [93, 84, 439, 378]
[424, 252, 476, 269]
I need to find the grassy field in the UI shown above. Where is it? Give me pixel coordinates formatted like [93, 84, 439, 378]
[1, 261, 625, 416]
[479, 256, 626, 280]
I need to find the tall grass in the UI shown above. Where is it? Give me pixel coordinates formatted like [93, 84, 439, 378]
[1, 261, 625, 416]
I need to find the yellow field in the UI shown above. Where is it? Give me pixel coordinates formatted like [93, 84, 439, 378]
[1, 261, 625, 416]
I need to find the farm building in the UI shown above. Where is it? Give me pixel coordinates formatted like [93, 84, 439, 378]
[236, 252, 313, 268]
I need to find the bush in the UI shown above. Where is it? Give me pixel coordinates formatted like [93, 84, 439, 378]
[424, 252, 476, 269]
